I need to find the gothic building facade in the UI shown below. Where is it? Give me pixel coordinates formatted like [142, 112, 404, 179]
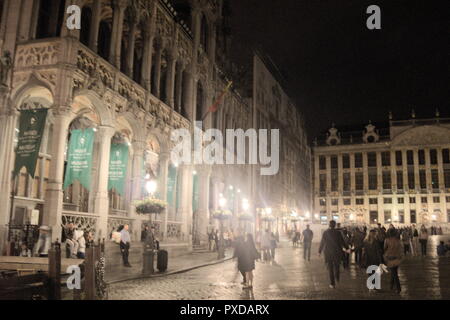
[0, 0, 311, 256]
[312, 113, 450, 228]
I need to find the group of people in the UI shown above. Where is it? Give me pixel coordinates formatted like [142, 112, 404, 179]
[260, 230, 279, 262]
[318, 221, 446, 293]
[62, 222, 94, 259]
[291, 225, 314, 261]
[207, 229, 235, 252]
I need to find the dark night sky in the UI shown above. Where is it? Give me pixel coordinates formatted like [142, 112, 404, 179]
[228, 0, 449, 140]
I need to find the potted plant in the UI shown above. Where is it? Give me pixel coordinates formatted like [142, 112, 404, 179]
[211, 210, 232, 220]
[135, 198, 167, 215]
[238, 213, 253, 221]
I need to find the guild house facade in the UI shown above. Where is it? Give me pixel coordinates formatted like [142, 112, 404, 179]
[0, 0, 311, 258]
[312, 112, 450, 229]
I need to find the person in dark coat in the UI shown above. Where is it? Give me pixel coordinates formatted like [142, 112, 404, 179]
[384, 228, 403, 293]
[239, 234, 259, 289]
[352, 228, 365, 267]
[233, 235, 247, 284]
[319, 220, 349, 288]
[302, 225, 314, 261]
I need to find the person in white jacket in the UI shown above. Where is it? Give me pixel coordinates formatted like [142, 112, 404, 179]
[76, 230, 86, 259]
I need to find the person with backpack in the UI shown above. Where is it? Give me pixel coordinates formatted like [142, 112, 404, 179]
[120, 224, 132, 267]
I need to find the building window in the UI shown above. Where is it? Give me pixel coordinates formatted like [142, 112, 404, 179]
[384, 210, 392, 223]
[446, 196, 450, 203]
[398, 197, 404, 204]
[419, 170, 427, 189]
[343, 154, 350, 169]
[319, 156, 326, 170]
[395, 151, 402, 166]
[431, 169, 439, 189]
[368, 152, 377, 167]
[355, 153, 363, 168]
[370, 211, 378, 224]
[331, 156, 338, 169]
[343, 173, 350, 191]
[355, 172, 363, 190]
[384, 198, 392, 204]
[410, 210, 416, 224]
[343, 198, 351, 205]
[433, 197, 440, 203]
[369, 198, 378, 205]
[448, 210, 450, 223]
[331, 198, 338, 206]
[369, 171, 377, 190]
[407, 150, 414, 165]
[445, 169, 450, 188]
[356, 198, 364, 205]
[382, 171, 391, 190]
[319, 174, 326, 192]
[381, 151, 391, 166]
[331, 170, 338, 192]
[421, 197, 427, 203]
[408, 169, 415, 189]
[443, 149, 450, 164]
[418, 150, 425, 165]
[430, 149, 438, 165]
[398, 210, 405, 224]
[320, 198, 326, 206]
[396, 171, 403, 190]
[409, 197, 416, 204]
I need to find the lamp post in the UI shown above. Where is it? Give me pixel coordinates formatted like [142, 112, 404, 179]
[142, 178, 158, 276]
[217, 197, 227, 259]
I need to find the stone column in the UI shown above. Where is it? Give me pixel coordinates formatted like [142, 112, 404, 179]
[437, 148, 445, 192]
[165, 55, 177, 107]
[158, 152, 170, 240]
[177, 164, 193, 245]
[182, 70, 195, 121]
[175, 63, 184, 113]
[362, 152, 368, 191]
[125, 18, 138, 78]
[0, 105, 17, 253]
[152, 43, 162, 97]
[141, 23, 154, 91]
[424, 148, 431, 190]
[93, 126, 115, 241]
[89, 0, 102, 52]
[194, 166, 211, 245]
[42, 112, 71, 242]
[129, 140, 145, 240]
[109, 0, 127, 68]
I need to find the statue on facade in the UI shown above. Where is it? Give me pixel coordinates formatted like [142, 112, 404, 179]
[0, 50, 12, 86]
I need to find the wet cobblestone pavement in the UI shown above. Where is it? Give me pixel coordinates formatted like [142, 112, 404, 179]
[108, 235, 450, 300]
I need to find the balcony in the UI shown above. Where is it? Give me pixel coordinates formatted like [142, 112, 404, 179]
[13, 38, 191, 131]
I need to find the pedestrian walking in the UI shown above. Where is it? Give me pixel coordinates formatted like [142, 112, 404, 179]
[362, 229, 383, 291]
[411, 224, 419, 256]
[384, 228, 403, 293]
[208, 230, 215, 251]
[269, 232, 278, 261]
[241, 234, 260, 289]
[437, 241, 447, 257]
[401, 228, 411, 255]
[419, 225, 429, 256]
[318, 220, 349, 289]
[302, 225, 314, 261]
[120, 224, 132, 267]
[233, 235, 247, 284]
[352, 228, 365, 267]
[261, 229, 271, 262]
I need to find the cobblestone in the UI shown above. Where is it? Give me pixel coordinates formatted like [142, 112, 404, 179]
[108, 235, 450, 300]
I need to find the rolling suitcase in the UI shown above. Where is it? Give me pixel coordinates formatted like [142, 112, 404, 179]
[157, 249, 168, 272]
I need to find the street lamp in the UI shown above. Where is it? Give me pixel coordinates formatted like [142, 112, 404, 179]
[145, 180, 157, 197]
[217, 196, 227, 259]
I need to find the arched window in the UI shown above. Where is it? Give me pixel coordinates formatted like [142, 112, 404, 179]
[80, 6, 92, 47]
[200, 14, 209, 53]
[36, 0, 64, 39]
[98, 21, 111, 60]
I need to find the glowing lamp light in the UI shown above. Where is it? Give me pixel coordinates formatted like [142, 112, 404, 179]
[431, 214, 437, 221]
[266, 208, 272, 215]
[349, 214, 355, 221]
[314, 214, 319, 219]
[242, 199, 250, 211]
[229, 185, 234, 190]
[305, 211, 311, 218]
[145, 180, 157, 195]
[145, 173, 151, 179]
[193, 170, 197, 175]
[219, 197, 227, 208]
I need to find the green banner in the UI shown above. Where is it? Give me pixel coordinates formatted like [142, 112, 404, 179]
[108, 143, 129, 196]
[13, 109, 48, 178]
[63, 128, 95, 191]
[167, 164, 177, 207]
[192, 174, 199, 212]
